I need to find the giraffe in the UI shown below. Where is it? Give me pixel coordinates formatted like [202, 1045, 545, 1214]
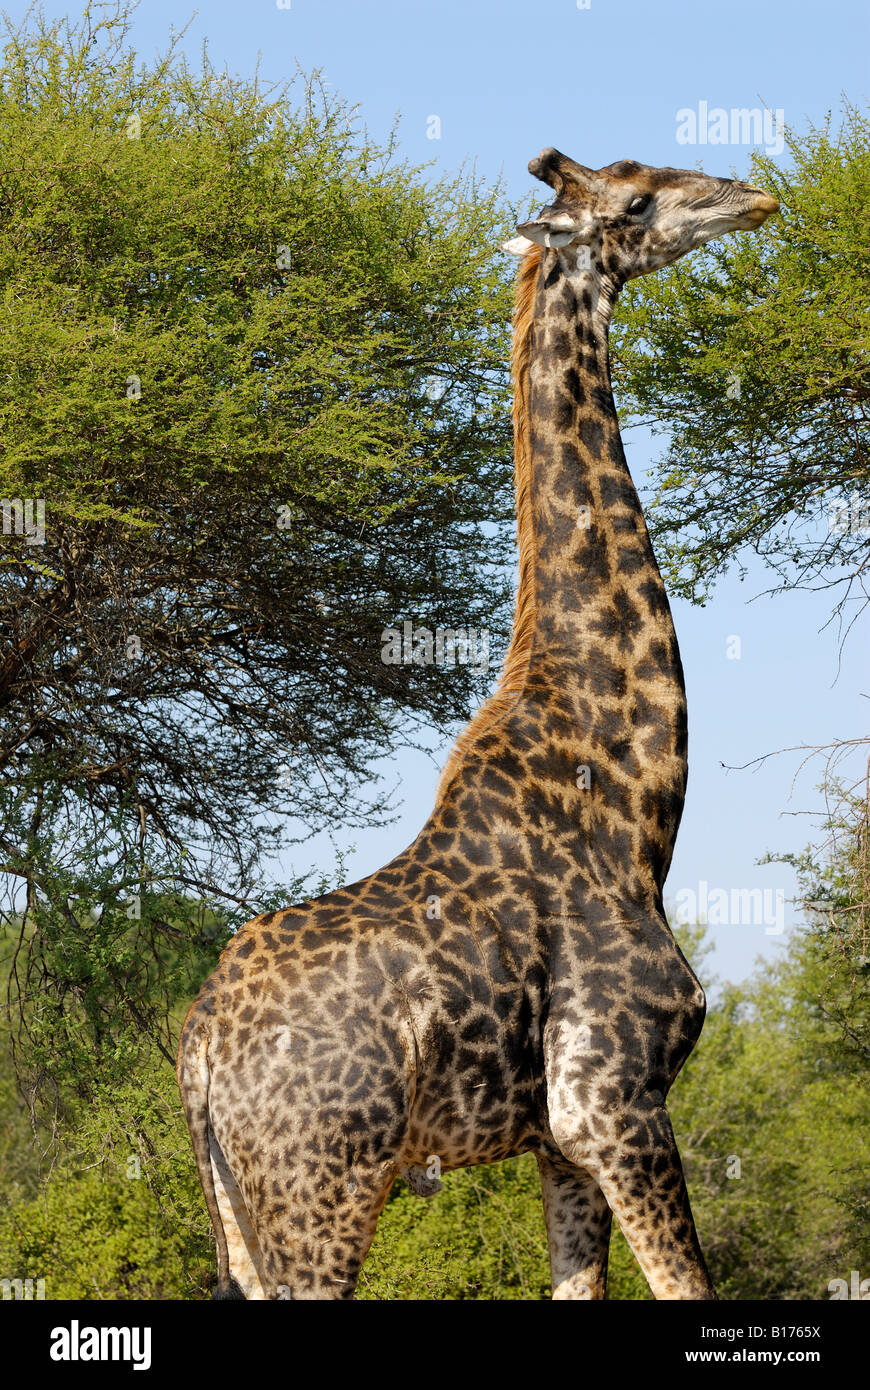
[177, 149, 778, 1301]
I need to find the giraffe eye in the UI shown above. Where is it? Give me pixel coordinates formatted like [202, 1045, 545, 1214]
[627, 193, 652, 216]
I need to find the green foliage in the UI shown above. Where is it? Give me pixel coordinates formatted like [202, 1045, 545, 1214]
[772, 784, 870, 1065]
[0, 1043, 215, 1299]
[0, 1167, 209, 1301]
[0, 1049, 38, 1207]
[610, 101, 870, 612]
[360, 1156, 650, 1300]
[762, 781, 870, 1259]
[0, 765, 241, 1108]
[0, 9, 515, 536]
[361, 1155, 552, 1300]
[670, 937, 870, 1299]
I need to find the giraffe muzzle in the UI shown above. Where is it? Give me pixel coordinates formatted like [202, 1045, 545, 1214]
[739, 187, 780, 225]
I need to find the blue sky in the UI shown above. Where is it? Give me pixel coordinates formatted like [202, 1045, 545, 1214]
[10, 0, 869, 984]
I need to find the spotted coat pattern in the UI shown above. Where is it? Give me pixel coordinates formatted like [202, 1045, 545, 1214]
[178, 149, 779, 1301]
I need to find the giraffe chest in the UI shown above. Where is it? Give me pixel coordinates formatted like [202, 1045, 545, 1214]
[544, 910, 707, 1099]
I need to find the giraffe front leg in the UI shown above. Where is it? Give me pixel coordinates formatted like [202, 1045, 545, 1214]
[545, 1040, 715, 1299]
[590, 1105, 716, 1301]
[536, 1153, 612, 1299]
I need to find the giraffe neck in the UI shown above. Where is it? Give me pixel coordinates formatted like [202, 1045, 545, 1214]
[518, 246, 687, 892]
[429, 245, 687, 903]
[526, 250, 679, 674]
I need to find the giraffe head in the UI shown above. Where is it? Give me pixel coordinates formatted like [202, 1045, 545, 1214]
[506, 148, 778, 285]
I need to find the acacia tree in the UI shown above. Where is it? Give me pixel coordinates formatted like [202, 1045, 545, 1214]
[0, 4, 518, 1088]
[610, 102, 870, 626]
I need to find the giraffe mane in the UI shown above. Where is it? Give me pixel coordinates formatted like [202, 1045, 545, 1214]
[434, 244, 542, 802]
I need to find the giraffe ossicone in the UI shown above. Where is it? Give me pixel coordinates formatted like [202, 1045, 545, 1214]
[177, 148, 778, 1301]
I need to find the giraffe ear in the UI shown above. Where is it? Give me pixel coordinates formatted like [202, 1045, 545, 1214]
[515, 209, 587, 249]
[500, 234, 537, 257]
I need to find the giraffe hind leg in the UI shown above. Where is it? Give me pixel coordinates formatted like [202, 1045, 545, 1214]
[245, 1160, 397, 1300]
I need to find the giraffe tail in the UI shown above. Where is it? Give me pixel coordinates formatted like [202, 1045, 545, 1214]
[177, 1018, 243, 1300]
